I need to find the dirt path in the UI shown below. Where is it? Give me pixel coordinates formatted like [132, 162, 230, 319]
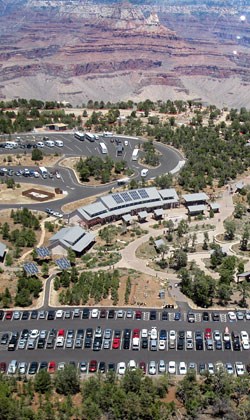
[20, 219, 46, 261]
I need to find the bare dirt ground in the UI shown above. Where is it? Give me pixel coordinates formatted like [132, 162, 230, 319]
[0, 183, 65, 204]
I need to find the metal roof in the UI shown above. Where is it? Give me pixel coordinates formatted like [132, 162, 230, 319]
[154, 208, 164, 216]
[0, 242, 6, 258]
[122, 214, 132, 222]
[138, 211, 148, 219]
[209, 202, 220, 210]
[80, 202, 107, 218]
[154, 239, 166, 249]
[182, 193, 209, 203]
[235, 181, 244, 190]
[159, 188, 179, 201]
[71, 232, 95, 253]
[237, 271, 250, 277]
[187, 204, 206, 213]
[100, 187, 161, 210]
[50, 226, 85, 245]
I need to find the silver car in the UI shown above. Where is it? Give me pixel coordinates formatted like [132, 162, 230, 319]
[103, 339, 111, 349]
[158, 360, 166, 373]
[65, 338, 73, 348]
[104, 329, 112, 340]
[18, 362, 27, 374]
[18, 339, 27, 350]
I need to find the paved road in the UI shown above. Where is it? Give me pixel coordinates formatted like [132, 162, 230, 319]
[0, 310, 249, 370]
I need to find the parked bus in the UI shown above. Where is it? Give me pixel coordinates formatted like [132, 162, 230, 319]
[103, 131, 113, 137]
[99, 142, 108, 154]
[74, 131, 85, 141]
[132, 148, 139, 161]
[117, 177, 130, 186]
[85, 132, 95, 142]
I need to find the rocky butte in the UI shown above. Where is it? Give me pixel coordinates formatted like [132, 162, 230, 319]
[0, 0, 249, 107]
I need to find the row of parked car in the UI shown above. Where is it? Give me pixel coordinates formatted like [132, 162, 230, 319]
[4, 359, 250, 377]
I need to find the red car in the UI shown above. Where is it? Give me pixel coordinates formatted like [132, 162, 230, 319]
[58, 329, 65, 337]
[112, 338, 120, 349]
[139, 361, 146, 374]
[133, 328, 140, 338]
[89, 360, 97, 373]
[205, 328, 212, 340]
[0, 362, 6, 373]
[135, 311, 142, 320]
[48, 361, 56, 373]
[5, 311, 13, 320]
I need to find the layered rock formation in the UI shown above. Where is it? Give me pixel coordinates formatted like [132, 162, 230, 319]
[0, 0, 250, 107]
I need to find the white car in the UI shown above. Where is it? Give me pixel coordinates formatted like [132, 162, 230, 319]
[169, 330, 176, 340]
[235, 362, 245, 376]
[127, 360, 136, 370]
[55, 310, 64, 319]
[38, 310, 46, 319]
[179, 362, 187, 375]
[223, 327, 230, 342]
[56, 172, 61, 179]
[168, 361, 176, 374]
[57, 362, 65, 371]
[39, 330, 47, 339]
[148, 361, 156, 375]
[29, 329, 39, 339]
[18, 339, 27, 350]
[150, 327, 157, 340]
[158, 360, 166, 373]
[13, 311, 21, 320]
[240, 331, 249, 341]
[18, 362, 27, 374]
[141, 329, 148, 338]
[124, 140, 128, 146]
[116, 310, 124, 318]
[225, 363, 234, 375]
[56, 337, 64, 347]
[213, 330, 221, 341]
[91, 309, 99, 318]
[117, 362, 126, 375]
[208, 363, 215, 375]
[228, 311, 237, 321]
[242, 341, 250, 350]
[186, 331, 193, 339]
[158, 340, 166, 351]
[245, 311, 250, 320]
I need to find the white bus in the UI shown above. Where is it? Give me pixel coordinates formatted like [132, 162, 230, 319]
[39, 167, 48, 177]
[100, 142, 108, 154]
[74, 131, 85, 141]
[117, 177, 130, 186]
[132, 148, 139, 161]
[85, 132, 95, 142]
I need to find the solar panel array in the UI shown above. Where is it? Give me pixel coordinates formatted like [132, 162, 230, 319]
[138, 189, 149, 198]
[23, 262, 39, 275]
[36, 247, 51, 258]
[120, 192, 132, 202]
[55, 257, 71, 270]
[113, 193, 124, 204]
[130, 190, 140, 200]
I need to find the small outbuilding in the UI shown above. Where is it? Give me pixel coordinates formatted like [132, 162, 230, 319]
[154, 239, 166, 250]
[187, 204, 206, 215]
[138, 211, 148, 222]
[208, 202, 220, 213]
[49, 226, 95, 256]
[154, 208, 164, 220]
[236, 271, 250, 283]
[122, 214, 132, 225]
[46, 123, 68, 131]
[183, 192, 209, 206]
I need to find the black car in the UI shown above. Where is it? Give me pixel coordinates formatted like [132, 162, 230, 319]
[178, 331, 185, 339]
[99, 362, 106, 373]
[233, 339, 241, 351]
[100, 309, 107, 318]
[124, 329, 131, 339]
[202, 311, 210, 321]
[108, 362, 116, 372]
[0, 310, 4, 320]
[108, 309, 115, 319]
[76, 329, 84, 339]
[84, 337, 92, 348]
[161, 311, 168, 320]
[123, 339, 130, 349]
[28, 362, 38, 375]
[177, 338, 184, 350]
[86, 328, 93, 338]
[114, 330, 121, 338]
[39, 361, 48, 371]
[82, 308, 90, 319]
[224, 340, 231, 350]
[37, 338, 45, 349]
[174, 312, 181, 321]
[150, 310, 157, 320]
[8, 337, 17, 351]
[93, 339, 102, 351]
[21, 329, 29, 339]
[212, 312, 220, 321]
[141, 338, 148, 349]
[31, 310, 38, 319]
[21, 311, 30, 320]
[47, 310, 55, 320]
[196, 339, 203, 351]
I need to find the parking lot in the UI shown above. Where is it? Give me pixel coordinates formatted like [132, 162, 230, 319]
[1, 308, 249, 377]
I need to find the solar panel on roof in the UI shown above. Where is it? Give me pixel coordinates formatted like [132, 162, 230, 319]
[23, 262, 39, 275]
[130, 191, 140, 200]
[36, 247, 51, 258]
[55, 257, 71, 270]
[138, 189, 149, 198]
[120, 192, 132, 202]
[112, 194, 123, 204]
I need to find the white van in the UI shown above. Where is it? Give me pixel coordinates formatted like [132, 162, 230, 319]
[132, 337, 140, 350]
[141, 169, 149, 177]
[45, 140, 55, 147]
[37, 142, 44, 148]
[55, 140, 64, 147]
